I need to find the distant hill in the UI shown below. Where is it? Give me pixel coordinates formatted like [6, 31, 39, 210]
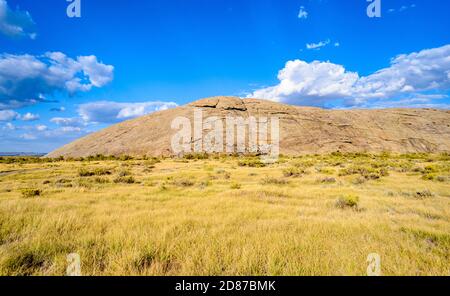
[0, 152, 46, 157]
[47, 96, 450, 158]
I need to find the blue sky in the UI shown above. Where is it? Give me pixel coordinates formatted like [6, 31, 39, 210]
[0, 0, 449, 152]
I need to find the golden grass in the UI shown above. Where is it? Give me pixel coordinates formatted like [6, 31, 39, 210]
[0, 153, 449, 275]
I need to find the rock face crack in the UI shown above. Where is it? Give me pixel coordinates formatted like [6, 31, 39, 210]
[223, 106, 248, 112]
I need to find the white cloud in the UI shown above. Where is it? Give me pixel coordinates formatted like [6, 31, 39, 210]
[35, 124, 47, 131]
[389, 4, 416, 13]
[50, 117, 86, 127]
[0, 109, 19, 121]
[50, 106, 66, 112]
[2, 122, 14, 130]
[0, 0, 36, 39]
[306, 39, 330, 50]
[19, 133, 37, 140]
[78, 101, 178, 123]
[298, 6, 308, 19]
[21, 112, 39, 121]
[0, 52, 114, 110]
[248, 44, 450, 108]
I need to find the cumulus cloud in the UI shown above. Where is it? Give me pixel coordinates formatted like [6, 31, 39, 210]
[0, 109, 19, 121]
[78, 101, 178, 123]
[35, 124, 47, 131]
[298, 6, 308, 19]
[50, 117, 86, 127]
[0, 109, 41, 122]
[19, 133, 36, 140]
[248, 44, 450, 108]
[21, 112, 39, 121]
[2, 122, 13, 129]
[306, 39, 330, 50]
[0, 0, 36, 39]
[0, 52, 114, 110]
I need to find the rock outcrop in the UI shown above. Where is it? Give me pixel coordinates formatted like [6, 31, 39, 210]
[47, 96, 450, 157]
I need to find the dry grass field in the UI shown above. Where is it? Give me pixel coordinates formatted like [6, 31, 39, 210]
[0, 153, 449, 276]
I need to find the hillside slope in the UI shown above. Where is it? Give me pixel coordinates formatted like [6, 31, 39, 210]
[47, 96, 450, 157]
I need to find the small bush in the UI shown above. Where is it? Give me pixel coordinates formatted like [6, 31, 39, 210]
[339, 165, 388, 180]
[94, 168, 112, 176]
[318, 177, 336, 184]
[317, 167, 335, 175]
[414, 190, 434, 199]
[436, 176, 446, 182]
[144, 158, 161, 166]
[21, 189, 41, 198]
[199, 180, 211, 188]
[4, 250, 47, 275]
[183, 153, 209, 160]
[78, 168, 112, 177]
[230, 182, 242, 189]
[94, 177, 110, 184]
[282, 167, 305, 178]
[261, 176, 289, 185]
[292, 160, 315, 169]
[118, 170, 131, 177]
[352, 176, 367, 185]
[172, 179, 194, 187]
[113, 176, 136, 184]
[133, 250, 156, 273]
[238, 158, 266, 168]
[335, 195, 360, 209]
[216, 170, 231, 179]
[422, 173, 436, 181]
[55, 179, 73, 188]
[119, 155, 134, 161]
[78, 168, 95, 177]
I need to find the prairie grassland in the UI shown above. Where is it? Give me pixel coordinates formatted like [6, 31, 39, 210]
[0, 153, 449, 276]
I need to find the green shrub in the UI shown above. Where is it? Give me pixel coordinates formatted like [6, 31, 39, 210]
[230, 182, 242, 189]
[183, 153, 209, 160]
[335, 195, 360, 209]
[339, 165, 388, 180]
[78, 168, 95, 177]
[118, 170, 131, 177]
[113, 176, 136, 184]
[318, 167, 336, 175]
[261, 176, 289, 185]
[55, 179, 73, 188]
[94, 177, 110, 184]
[282, 167, 305, 177]
[199, 180, 211, 188]
[436, 176, 447, 182]
[172, 179, 194, 187]
[21, 189, 41, 198]
[292, 160, 315, 169]
[352, 176, 367, 185]
[238, 158, 266, 168]
[318, 177, 336, 184]
[119, 155, 134, 161]
[3, 250, 47, 275]
[78, 168, 112, 177]
[414, 190, 434, 199]
[421, 174, 436, 181]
